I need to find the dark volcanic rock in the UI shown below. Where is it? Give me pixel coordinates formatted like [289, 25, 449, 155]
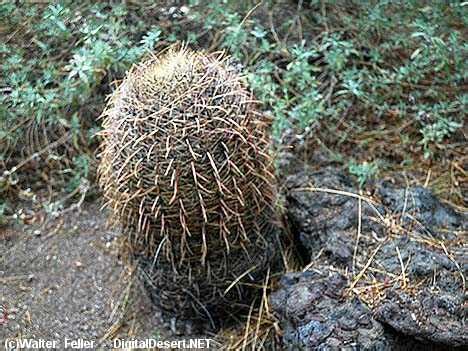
[280, 166, 467, 348]
[377, 182, 466, 235]
[270, 269, 456, 350]
[270, 269, 391, 350]
[285, 168, 383, 264]
[375, 273, 467, 347]
[374, 236, 457, 278]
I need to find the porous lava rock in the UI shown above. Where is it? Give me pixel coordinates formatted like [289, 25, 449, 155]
[270, 269, 391, 350]
[275, 164, 467, 348]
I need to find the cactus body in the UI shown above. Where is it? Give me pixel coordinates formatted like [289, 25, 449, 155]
[98, 47, 278, 326]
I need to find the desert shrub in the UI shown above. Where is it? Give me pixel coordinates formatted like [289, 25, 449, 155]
[1, 0, 465, 220]
[0, 2, 171, 216]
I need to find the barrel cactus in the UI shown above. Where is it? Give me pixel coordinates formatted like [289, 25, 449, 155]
[98, 46, 278, 327]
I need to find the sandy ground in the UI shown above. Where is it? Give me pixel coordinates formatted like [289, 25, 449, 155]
[0, 203, 217, 349]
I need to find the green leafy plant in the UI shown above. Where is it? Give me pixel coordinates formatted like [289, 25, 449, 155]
[349, 161, 379, 188]
[0, 0, 465, 220]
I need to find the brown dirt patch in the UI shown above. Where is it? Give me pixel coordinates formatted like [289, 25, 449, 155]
[0, 204, 182, 347]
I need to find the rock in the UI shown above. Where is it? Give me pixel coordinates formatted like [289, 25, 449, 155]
[270, 269, 466, 350]
[279, 165, 467, 348]
[377, 182, 466, 235]
[375, 273, 467, 347]
[271, 269, 390, 350]
[285, 167, 384, 267]
[374, 236, 456, 278]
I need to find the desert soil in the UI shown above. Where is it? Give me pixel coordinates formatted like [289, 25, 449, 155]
[0, 203, 216, 349]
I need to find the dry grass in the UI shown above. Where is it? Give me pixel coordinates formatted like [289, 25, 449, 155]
[215, 230, 300, 350]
